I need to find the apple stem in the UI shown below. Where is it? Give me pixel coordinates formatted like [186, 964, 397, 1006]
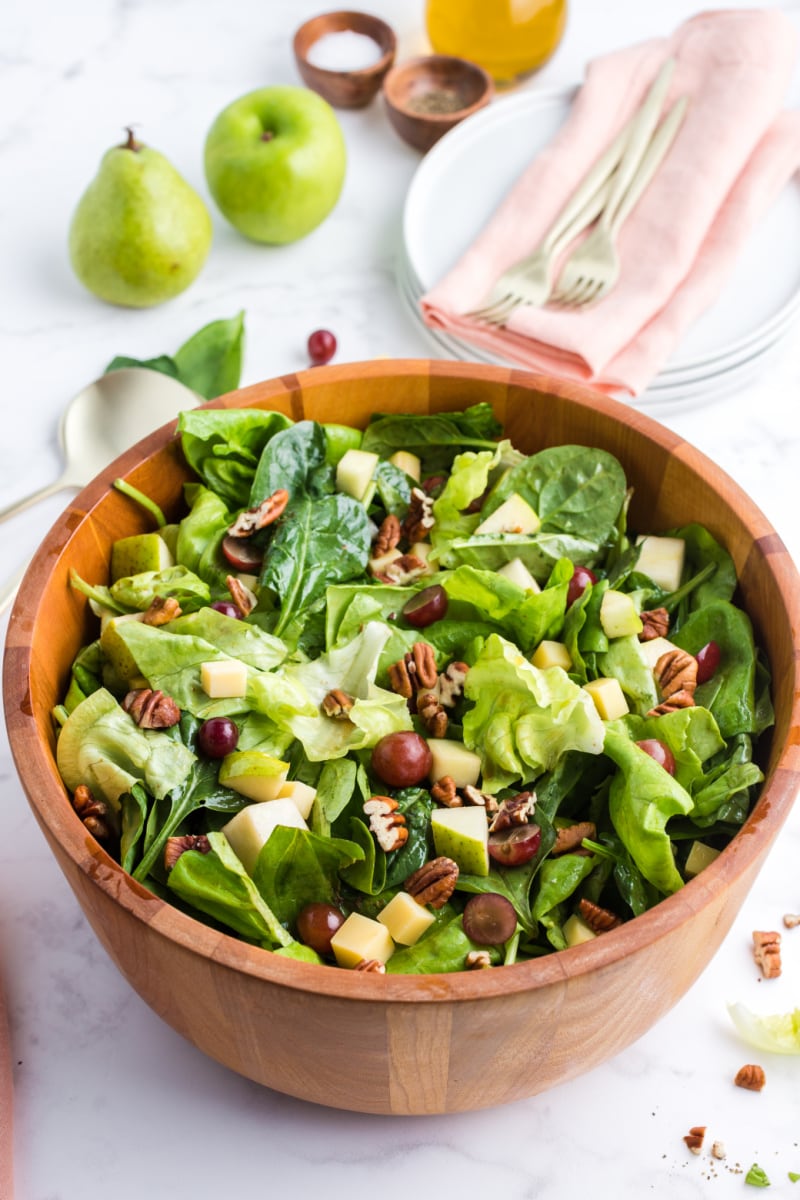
[122, 126, 141, 152]
[260, 130, 275, 142]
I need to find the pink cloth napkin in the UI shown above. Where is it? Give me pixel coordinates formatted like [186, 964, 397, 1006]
[420, 10, 800, 397]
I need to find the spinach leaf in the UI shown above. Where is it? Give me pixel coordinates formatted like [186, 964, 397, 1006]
[262, 494, 371, 637]
[532, 853, 597, 949]
[120, 782, 150, 874]
[179, 409, 293, 509]
[667, 523, 737, 609]
[311, 758, 359, 838]
[670, 600, 758, 737]
[173, 311, 245, 400]
[105, 354, 181, 380]
[175, 483, 231, 589]
[372, 459, 412, 517]
[252, 827, 364, 928]
[249, 420, 329, 506]
[167, 831, 291, 947]
[360, 404, 502, 472]
[385, 916, 502, 974]
[383, 788, 433, 889]
[341, 817, 386, 894]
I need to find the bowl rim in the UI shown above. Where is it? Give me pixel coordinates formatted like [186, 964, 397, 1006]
[5, 358, 800, 1006]
[383, 54, 495, 123]
[293, 9, 397, 79]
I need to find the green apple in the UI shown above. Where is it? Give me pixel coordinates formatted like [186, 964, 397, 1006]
[431, 807, 489, 877]
[204, 86, 346, 244]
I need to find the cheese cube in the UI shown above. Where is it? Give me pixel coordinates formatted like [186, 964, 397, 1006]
[277, 780, 317, 820]
[389, 451, 421, 482]
[635, 535, 686, 592]
[563, 914, 598, 947]
[498, 557, 541, 592]
[474, 493, 540, 537]
[200, 658, 248, 698]
[583, 677, 629, 721]
[427, 738, 482, 788]
[531, 640, 572, 671]
[330, 912, 395, 969]
[222, 799, 307, 875]
[377, 891, 435, 945]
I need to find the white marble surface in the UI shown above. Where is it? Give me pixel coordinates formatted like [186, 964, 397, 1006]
[2, 1, 800, 1195]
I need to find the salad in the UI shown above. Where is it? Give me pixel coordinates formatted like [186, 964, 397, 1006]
[53, 403, 774, 974]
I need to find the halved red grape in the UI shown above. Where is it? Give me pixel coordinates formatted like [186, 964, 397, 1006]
[462, 893, 517, 946]
[210, 600, 244, 619]
[488, 824, 542, 867]
[695, 640, 721, 684]
[402, 585, 448, 629]
[198, 716, 239, 758]
[635, 738, 676, 776]
[567, 565, 597, 608]
[296, 902, 345, 957]
[221, 534, 263, 572]
[308, 329, 337, 366]
[371, 732, 433, 788]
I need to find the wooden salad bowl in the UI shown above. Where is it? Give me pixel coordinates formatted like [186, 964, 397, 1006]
[4, 360, 800, 1115]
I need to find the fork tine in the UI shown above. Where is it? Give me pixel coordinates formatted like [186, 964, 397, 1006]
[472, 294, 519, 323]
[552, 279, 583, 306]
[467, 292, 512, 320]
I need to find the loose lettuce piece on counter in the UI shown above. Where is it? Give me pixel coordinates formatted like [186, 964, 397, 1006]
[178, 408, 293, 509]
[167, 831, 292, 947]
[56, 687, 195, 811]
[462, 634, 605, 792]
[728, 1001, 800, 1055]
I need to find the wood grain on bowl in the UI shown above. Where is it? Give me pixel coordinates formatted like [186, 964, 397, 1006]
[5, 360, 800, 1114]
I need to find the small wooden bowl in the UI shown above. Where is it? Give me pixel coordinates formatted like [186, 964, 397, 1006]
[5, 361, 800, 1115]
[293, 10, 396, 109]
[383, 54, 494, 153]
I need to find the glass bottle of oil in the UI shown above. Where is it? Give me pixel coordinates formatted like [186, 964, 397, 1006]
[425, 0, 567, 87]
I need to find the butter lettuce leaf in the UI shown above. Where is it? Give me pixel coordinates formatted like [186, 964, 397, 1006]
[462, 634, 605, 791]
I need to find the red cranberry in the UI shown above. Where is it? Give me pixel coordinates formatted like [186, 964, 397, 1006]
[567, 565, 597, 608]
[307, 329, 337, 366]
[695, 640, 721, 684]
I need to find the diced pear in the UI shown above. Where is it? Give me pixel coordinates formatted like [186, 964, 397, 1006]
[583, 677, 629, 721]
[635, 535, 686, 592]
[600, 590, 643, 639]
[474, 493, 540, 537]
[330, 912, 395, 969]
[410, 541, 433, 568]
[497, 557, 541, 592]
[219, 750, 289, 801]
[427, 738, 482, 788]
[111, 532, 173, 582]
[531, 640, 572, 671]
[236, 573, 260, 593]
[563, 913, 598, 947]
[336, 448, 379, 503]
[276, 779, 317, 820]
[377, 891, 435, 945]
[685, 841, 721, 878]
[99, 612, 146, 688]
[638, 636, 681, 672]
[200, 658, 248, 698]
[389, 451, 421, 482]
[221, 798, 307, 875]
[431, 806, 489, 877]
[368, 547, 402, 577]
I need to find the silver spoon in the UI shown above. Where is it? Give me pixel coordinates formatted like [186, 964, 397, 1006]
[1, 367, 200, 612]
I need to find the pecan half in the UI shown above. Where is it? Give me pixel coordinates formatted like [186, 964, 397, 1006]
[577, 898, 622, 933]
[711, 1142, 727, 1161]
[438, 661, 469, 708]
[463, 785, 498, 813]
[488, 791, 534, 832]
[416, 690, 448, 738]
[226, 574, 257, 616]
[405, 856, 459, 909]
[734, 1063, 766, 1092]
[783, 913, 800, 929]
[402, 487, 435, 544]
[363, 796, 408, 852]
[638, 607, 670, 642]
[408, 642, 438, 690]
[465, 950, 492, 970]
[227, 489, 289, 537]
[378, 554, 428, 587]
[648, 690, 696, 716]
[143, 595, 182, 626]
[122, 687, 181, 729]
[654, 648, 697, 701]
[72, 784, 113, 842]
[431, 776, 461, 807]
[373, 513, 401, 558]
[552, 821, 596, 855]
[354, 958, 386, 974]
[387, 658, 414, 699]
[164, 834, 211, 872]
[753, 930, 782, 979]
[321, 688, 355, 720]
[683, 1126, 706, 1155]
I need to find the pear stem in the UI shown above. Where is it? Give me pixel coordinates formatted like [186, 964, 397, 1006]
[122, 126, 141, 152]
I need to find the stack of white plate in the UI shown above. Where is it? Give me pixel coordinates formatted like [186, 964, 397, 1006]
[398, 89, 800, 410]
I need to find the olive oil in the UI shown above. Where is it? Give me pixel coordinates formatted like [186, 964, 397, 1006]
[425, 0, 567, 87]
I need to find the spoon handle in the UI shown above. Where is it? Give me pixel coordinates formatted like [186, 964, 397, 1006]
[0, 477, 69, 525]
[0, 563, 26, 617]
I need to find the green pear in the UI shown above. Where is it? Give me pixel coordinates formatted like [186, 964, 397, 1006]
[69, 129, 212, 308]
[431, 807, 489, 877]
[111, 532, 173, 582]
[218, 751, 289, 802]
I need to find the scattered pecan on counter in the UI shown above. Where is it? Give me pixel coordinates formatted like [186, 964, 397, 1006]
[752, 930, 782, 979]
[734, 1063, 766, 1092]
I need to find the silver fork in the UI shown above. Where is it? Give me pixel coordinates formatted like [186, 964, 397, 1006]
[465, 112, 638, 325]
[553, 79, 688, 309]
